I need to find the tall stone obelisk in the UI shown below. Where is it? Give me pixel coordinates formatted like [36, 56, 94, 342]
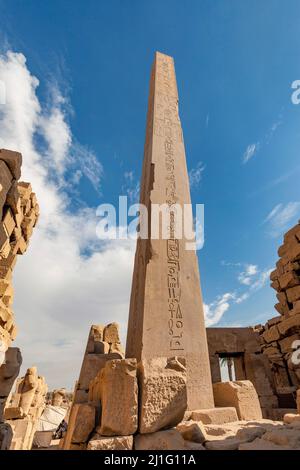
[126, 52, 214, 410]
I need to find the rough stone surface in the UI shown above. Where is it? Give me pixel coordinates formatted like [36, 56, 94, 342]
[213, 380, 263, 420]
[138, 357, 187, 433]
[134, 429, 185, 450]
[191, 407, 238, 424]
[87, 435, 133, 450]
[125, 52, 214, 411]
[99, 358, 138, 436]
[205, 437, 241, 451]
[68, 404, 95, 444]
[176, 420, 206, 443]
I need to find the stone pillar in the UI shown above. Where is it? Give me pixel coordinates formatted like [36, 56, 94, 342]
[126, 52, 214, 410]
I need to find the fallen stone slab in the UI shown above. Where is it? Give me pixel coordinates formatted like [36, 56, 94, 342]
[87, 435, 133, 450]
[213, 380, 262, 420]
[134, 429, 185, 450]
[191, 407, 238, 424]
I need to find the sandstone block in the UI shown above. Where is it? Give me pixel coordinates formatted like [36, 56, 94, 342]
[78, 353, 121, 390]
[278, 271, 300, 290]
[134, 429, 185, 450]
[103, 322, 120, 343]
[87, 435, 133, 450]
[213, 380, 262, 420]
[262, 427, 300, 449]
[176, 420, 206, 443]
[3, 208, 15, 237]
[191, 407, 238, 424]
[279, 334, 300, 354]
[68, 403, 95, 444]
[0, 149, 22, 180]
[239, 437, 291, 450]
[99, 358, 138, 436]
[262, 325, 280, 343]
[286, 286, 300, 303]
[138, 357, 187, 434]
[278, 314, 300, 336]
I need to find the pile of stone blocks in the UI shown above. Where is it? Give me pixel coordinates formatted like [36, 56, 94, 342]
[63, 347, 188, 450]
[0, 148, 39, 358]
[258, 221, 300, 403]
[4, 366, 47, 449]
[47, 388, 72, 408]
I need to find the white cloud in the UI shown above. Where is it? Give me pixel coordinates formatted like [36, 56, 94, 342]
[263, 202, 300, 237]
[238, 264, 258, 285]
[0, 50, 135, 389]
[189, 162, 205, 189]
[242, 143, 259, 164]
[204, 293, 235, 327]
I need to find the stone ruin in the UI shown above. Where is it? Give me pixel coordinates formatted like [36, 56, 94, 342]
[3, 366, 47, 449]
[46, 388, 72, 408]
[259, 221, 300, 400]
[0, 149, 39, 358]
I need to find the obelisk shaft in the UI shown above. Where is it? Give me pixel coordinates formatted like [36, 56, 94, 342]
[126, 52, 214, 410]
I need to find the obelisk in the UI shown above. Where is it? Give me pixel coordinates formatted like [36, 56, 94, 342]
[126, 52, 214, 410]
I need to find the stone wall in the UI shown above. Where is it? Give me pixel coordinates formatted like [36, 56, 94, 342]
[206, 327, 278, 418]
[4, 366, 47, 449]
[0, 148, 39, 359]
[257, 221, 300, 406]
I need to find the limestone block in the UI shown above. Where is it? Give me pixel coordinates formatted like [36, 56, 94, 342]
[278, 271, 300, 290]
[17, 182, 32, 202]
[68, 403, 95, 444]
[213, 381, 262, 420]
[134, 429, 185, 450]
[176, 420, 206, 443]
[0, 149, 22, 180]
[279, 334, 300, 354]
[6, 181, 21, 216]
[99, 358, 138, 436]
[87, 435, 133, 450]
[78, 353, 121, 390]
[191, 407, 238, 425]
[103, 322, 120, 343]
[138, 357, 187, 434]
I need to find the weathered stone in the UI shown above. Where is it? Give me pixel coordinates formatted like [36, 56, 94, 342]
[87, 435, 133, 450]
[239, 438, 291, 450]
[0, 347, 22, 397]
[213, 381, 262, 420]
[279, 334, 300, 353]
[236, 425, 266, 442]
[78, 353, 121, 390]
[103, 322, 120, 344]
[134, 429, 185, 450]
[283, 413, 300, 424]
[176, 420, 206, 443]
[138, 357, 187, 434]
[0, 149, 22, 180]
[99, 359, 138, 436]
[286, 286, 300, 303]
[262, 427, 300, 449]
[191, 407, 238, 425]
[0, 423, 13, 450]
[67, 403, 95, 444]
[205, 437, 241, 450]
[278, 315, 300, 336]
[262, 325, 280, 343]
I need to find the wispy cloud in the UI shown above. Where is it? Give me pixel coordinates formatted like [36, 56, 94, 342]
[204, 293, 235, 327]
[263, 202, 300, 237]
[189, 162, 205, 189]
[122, 171, 140, 203]
[242, 143, 259, 164]
[238, 264, 258, 285]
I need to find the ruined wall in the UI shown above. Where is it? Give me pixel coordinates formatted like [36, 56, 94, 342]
[258, 221, 300, 404]
[206, 327, 278, 418]
[0, 148, 39, 359]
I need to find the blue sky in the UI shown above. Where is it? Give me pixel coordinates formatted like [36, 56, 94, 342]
[0, 0, 300, 387]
